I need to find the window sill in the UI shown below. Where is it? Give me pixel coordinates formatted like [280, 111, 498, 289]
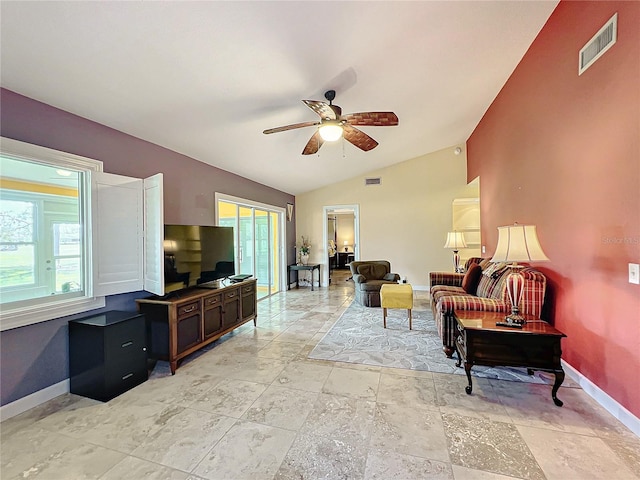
[0, 296, 105, 331]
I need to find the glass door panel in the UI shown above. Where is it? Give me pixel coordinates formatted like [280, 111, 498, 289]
[255, 210, 270, 299]
[238, 206, 254, 277]
[270, 212, 280, 295]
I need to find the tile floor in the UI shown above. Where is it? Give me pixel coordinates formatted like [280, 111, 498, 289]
[1, 270, 639, 479]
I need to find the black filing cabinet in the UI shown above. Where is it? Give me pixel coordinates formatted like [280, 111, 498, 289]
[69, 310, 148, 401]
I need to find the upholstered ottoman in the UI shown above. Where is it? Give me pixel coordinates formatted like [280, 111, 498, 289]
[380, 283, 414, 329]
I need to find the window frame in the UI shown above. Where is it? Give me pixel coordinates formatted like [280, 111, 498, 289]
[0, 137, 105, 331]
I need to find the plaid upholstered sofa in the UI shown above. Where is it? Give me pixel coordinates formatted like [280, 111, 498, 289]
[430, 257, 547, 358]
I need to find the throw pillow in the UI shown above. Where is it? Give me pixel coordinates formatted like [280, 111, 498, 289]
[462, 263, 482, 294]
[357, 264, 374, 280]
[371, 264, 388, 280]
[357, 264, 387, 280]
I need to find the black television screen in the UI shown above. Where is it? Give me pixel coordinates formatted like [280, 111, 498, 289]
[163, 225, 235, 291]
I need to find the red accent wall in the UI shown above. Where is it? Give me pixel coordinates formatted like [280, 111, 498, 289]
[468, 1, 640, 417]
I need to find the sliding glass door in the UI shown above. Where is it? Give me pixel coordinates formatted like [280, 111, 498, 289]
[217, 197, 283, 299]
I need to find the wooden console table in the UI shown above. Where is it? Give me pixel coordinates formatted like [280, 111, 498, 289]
[454, 310, 567, 406]
[288, 264, 321, 291]
[136, 279, 257, 374]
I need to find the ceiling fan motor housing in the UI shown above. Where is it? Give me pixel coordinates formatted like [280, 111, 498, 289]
[324, 90, 336, 103]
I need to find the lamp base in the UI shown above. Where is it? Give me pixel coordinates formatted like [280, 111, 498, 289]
[496, 319, 524, 329]
[504, 313, 526, 325]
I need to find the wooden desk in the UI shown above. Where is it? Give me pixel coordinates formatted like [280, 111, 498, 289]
[454, 310, 567, 406]
[288, 264, 321, 291]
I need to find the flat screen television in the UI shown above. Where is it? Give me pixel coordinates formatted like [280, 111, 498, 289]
[163, 225, 235, 292]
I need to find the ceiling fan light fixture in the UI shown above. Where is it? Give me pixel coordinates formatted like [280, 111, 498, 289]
[318, 122, 343, 142]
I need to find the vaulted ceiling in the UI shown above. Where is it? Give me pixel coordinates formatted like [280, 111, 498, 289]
[0, 1, 558, 194]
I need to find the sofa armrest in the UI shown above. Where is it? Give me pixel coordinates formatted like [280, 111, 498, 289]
[353, 273, 366, 284]
[383, 273, 400, 282]
[437, 295, 507, 314]
[429, 272, 464, 289]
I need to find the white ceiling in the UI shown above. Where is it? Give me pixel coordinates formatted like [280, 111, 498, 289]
[0, 1, 557, 195]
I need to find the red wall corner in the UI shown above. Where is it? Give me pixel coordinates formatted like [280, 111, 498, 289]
[468, 1, 640, 417]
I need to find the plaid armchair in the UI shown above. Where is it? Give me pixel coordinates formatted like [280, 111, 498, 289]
[430, 258, 547, 357]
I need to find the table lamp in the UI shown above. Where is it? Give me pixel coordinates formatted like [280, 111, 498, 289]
[444, 231, 467, 273]
[490, 223, 549, 326]
[343, 240, 349, 252]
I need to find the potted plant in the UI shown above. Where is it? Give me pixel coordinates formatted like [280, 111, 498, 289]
[299, 236, 311, 265]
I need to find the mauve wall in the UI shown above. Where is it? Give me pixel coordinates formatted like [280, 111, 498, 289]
[467, 1, 640, 417]
[0, 88, 296, 405]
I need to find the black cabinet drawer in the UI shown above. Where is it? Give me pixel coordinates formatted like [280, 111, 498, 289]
[104, 359, 148, 396]
[104, 316, 146, 363]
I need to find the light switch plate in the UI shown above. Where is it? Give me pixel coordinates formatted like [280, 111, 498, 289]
[629, 263, 640, 285]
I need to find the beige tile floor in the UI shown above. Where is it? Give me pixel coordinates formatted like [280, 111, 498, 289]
[1, 270, 639, 479]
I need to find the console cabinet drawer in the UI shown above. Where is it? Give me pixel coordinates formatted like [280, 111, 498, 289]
[177, 301, 200, 318]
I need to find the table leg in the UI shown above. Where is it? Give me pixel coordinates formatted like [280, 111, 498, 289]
[464, 362, 473, 394]
[311, 268, 314, 291]
[296, 271, 299, 289]
[552, 369, 565, 407]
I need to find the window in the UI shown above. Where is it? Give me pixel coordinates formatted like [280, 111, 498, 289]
[0, 138, 104, 330]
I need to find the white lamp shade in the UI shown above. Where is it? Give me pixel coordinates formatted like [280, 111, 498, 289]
[318, 122, 343, 141]
[444, 231, 467, 249]
[490, 224, 549, 263]
[163, 240, 178, 252]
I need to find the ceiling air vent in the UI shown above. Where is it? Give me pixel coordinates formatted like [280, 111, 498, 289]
[364, 177, 382, 186]
[579, 13, 617, 75]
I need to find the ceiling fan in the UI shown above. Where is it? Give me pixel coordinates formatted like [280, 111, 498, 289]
[263, 90, 399, 155]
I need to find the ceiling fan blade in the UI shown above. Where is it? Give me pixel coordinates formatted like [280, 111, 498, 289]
[263, 121, 319, 134]
[302, 130, 324, 155]
[343, 112, 398, 127]
[343, 124, 379, 152]
[302, 100, 341, 120]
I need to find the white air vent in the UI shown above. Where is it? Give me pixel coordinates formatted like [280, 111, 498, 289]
[579, 13, 617, 75]
[364, 177, 382, 186]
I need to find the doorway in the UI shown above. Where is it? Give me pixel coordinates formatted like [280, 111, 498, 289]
[216, 194, 285, 300]
[323, 204, 360, 286]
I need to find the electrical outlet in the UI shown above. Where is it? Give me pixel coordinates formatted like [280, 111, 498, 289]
[482, 245, 486, 254]
[629, 263, 639, 285]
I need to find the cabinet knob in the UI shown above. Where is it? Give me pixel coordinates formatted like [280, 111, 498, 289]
[142, 347, 147, 351]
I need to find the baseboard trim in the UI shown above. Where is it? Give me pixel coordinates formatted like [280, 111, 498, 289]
[0, 379, 69, 422]
[562, 359, 639, 437]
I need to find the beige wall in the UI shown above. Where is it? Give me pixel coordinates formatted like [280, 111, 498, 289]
[296, 145, 472, 289]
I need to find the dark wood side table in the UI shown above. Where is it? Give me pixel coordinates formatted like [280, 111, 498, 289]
[288, 264, 321, 291]
[453, 310, 567, 406]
